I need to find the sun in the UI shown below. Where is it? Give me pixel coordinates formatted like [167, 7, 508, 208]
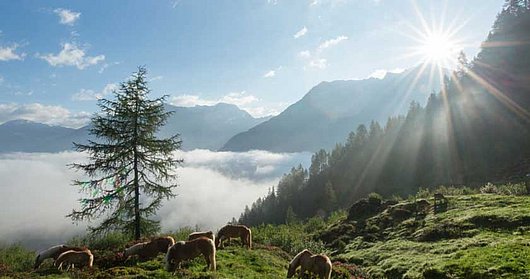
[418, 32, 459, 64]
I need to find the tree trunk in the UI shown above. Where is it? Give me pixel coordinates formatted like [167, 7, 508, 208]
[133, 91, 141, 240]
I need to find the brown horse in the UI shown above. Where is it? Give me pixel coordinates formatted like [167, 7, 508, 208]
[215, 224, 252, 249]
[188, 231, 215, 242]
[34, 245, 85, 269]
[165, 237, 216, 272]
[287, 249, 332, 279]
[124, 236, 175, 261]
[54, 249, 93, 271]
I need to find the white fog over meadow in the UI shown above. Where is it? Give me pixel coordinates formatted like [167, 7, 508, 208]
[0, 150, 311, 249]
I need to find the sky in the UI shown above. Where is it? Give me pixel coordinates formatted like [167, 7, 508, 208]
[0, 0, 505, 127]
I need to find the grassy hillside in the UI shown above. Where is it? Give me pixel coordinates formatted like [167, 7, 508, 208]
[321, 185, 530, 278]
[2, 184, 529, 278]
[0, 220, 364, 278]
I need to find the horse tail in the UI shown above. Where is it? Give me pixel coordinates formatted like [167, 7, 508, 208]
[88, 252, 94, 268]
[34, 254, 41, 269]
[210, 241, 216, 271]
[247, 229, 252, 250]
[164, 246, 173, 271]
[325, 260, 332, 279]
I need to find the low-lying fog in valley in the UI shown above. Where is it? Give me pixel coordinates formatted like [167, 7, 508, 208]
[0, 150, 311, 249]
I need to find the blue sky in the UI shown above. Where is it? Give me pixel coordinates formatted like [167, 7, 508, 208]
[0, 0, 504, 127]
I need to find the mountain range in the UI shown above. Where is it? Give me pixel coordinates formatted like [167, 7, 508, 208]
[0, 103, 268, 153]
[0, 65, 445, 154]
[221, 65, 446, 152]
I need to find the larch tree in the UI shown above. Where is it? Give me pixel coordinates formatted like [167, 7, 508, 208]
[68, 66, 182, 240]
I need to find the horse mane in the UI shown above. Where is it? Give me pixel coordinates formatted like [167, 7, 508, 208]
[124, 242, 148, 257]
[288, 249, 311, 272]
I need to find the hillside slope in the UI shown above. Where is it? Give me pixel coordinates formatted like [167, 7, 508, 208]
[320, 189, 530, 278]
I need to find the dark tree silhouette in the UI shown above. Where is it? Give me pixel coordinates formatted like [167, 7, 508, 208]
[68, 67, 182, 239]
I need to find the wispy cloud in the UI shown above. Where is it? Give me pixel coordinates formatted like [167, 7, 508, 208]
[72, 83, 118, 101]
[170, 91, 257, 108]
[54, 8, 81, 26]
[308, 58, 327, 69]
[267, 0, 279, 5]
[38, 43, 105, 70]
[298, 50, 311, 58]
[0, 103, 90, 128]
[263, 66, 282, 78]
[98, 61, 120, 74]
[293, 26, 308, 39]
[298, 35, 347, 70]
[368, 68, 405, 79]
[263, 70, 276, 78]
[149, 75, 164, 82]
[317, 35, 348, 51]
[0, 44, 25, 61]
[170, 92, 285, 117]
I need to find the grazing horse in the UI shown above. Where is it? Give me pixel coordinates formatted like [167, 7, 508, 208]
[215, 224, 252, 249]
[124, 236, 175, 261]
[54, 249, 93, 271]
[287, 249, 332, 279]
[188, 231, 215, 242]
[34, 245, 85, 269]
[165, 237, 216, 272]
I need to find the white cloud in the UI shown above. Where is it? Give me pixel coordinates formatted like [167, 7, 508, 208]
[170, 92, 284, 118]
[297, 35, 347, 70]
[0, 45, 25, 61]
[149, 75, 164, 82]
[0, 75, 4, 84]
[38, 43, 105, 70]
[310, 0, 319, 6]
[0, 103, 90, 128]
[0, 150, 312, 248]
[308, 58, 327, 69]
[298, 50, 311, 58]
[72, 83, 118, 101]
[267, 0, 278, 4]
[294, 26, 308, 39]
[263, 70, 276, 78]
[98, 61, 120, 74]
[170, 91, 258, 108]
[368, 68, 405, 79]
[317, 35, 348, 51]
[219, 91, 259, 107]
[54, 8, 81, 26]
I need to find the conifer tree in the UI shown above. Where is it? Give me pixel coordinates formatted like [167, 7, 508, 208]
[68, 67, 182, 240]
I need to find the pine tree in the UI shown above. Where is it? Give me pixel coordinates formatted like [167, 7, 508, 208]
[68, 67, 182, 240]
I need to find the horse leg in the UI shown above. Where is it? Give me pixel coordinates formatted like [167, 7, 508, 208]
[203, 253, 210, 271]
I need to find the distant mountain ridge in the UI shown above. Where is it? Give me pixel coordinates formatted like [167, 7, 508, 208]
[0, 103, 269, 153]
[221, 65, 447, 153]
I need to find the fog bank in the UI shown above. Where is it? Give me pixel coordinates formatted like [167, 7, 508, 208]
[0, 150, 310, 249]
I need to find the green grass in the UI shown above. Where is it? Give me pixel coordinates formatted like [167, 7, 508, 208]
[3, 190, 529, 278]
[333, 193, 530, 278]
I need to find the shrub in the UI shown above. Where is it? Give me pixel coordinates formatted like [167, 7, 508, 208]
[480, 182, 498, 194]
[0, 244, 34, 273]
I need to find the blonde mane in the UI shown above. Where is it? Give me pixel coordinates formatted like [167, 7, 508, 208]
[165, 237, 216, 272]
[216, 225, 252, 249]
[188, 231, 215, 242]
[34, 245, 85, 269]
[124, 242, 149, 258]
[55, 249, 93, 271]
[287, 249, 332, 279]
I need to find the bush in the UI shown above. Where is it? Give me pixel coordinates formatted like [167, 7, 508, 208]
[253, 224, 327, 255]
[68, 231, 131, 251]
[480, 182, 528, 196]
[0, 244, 34, 273]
